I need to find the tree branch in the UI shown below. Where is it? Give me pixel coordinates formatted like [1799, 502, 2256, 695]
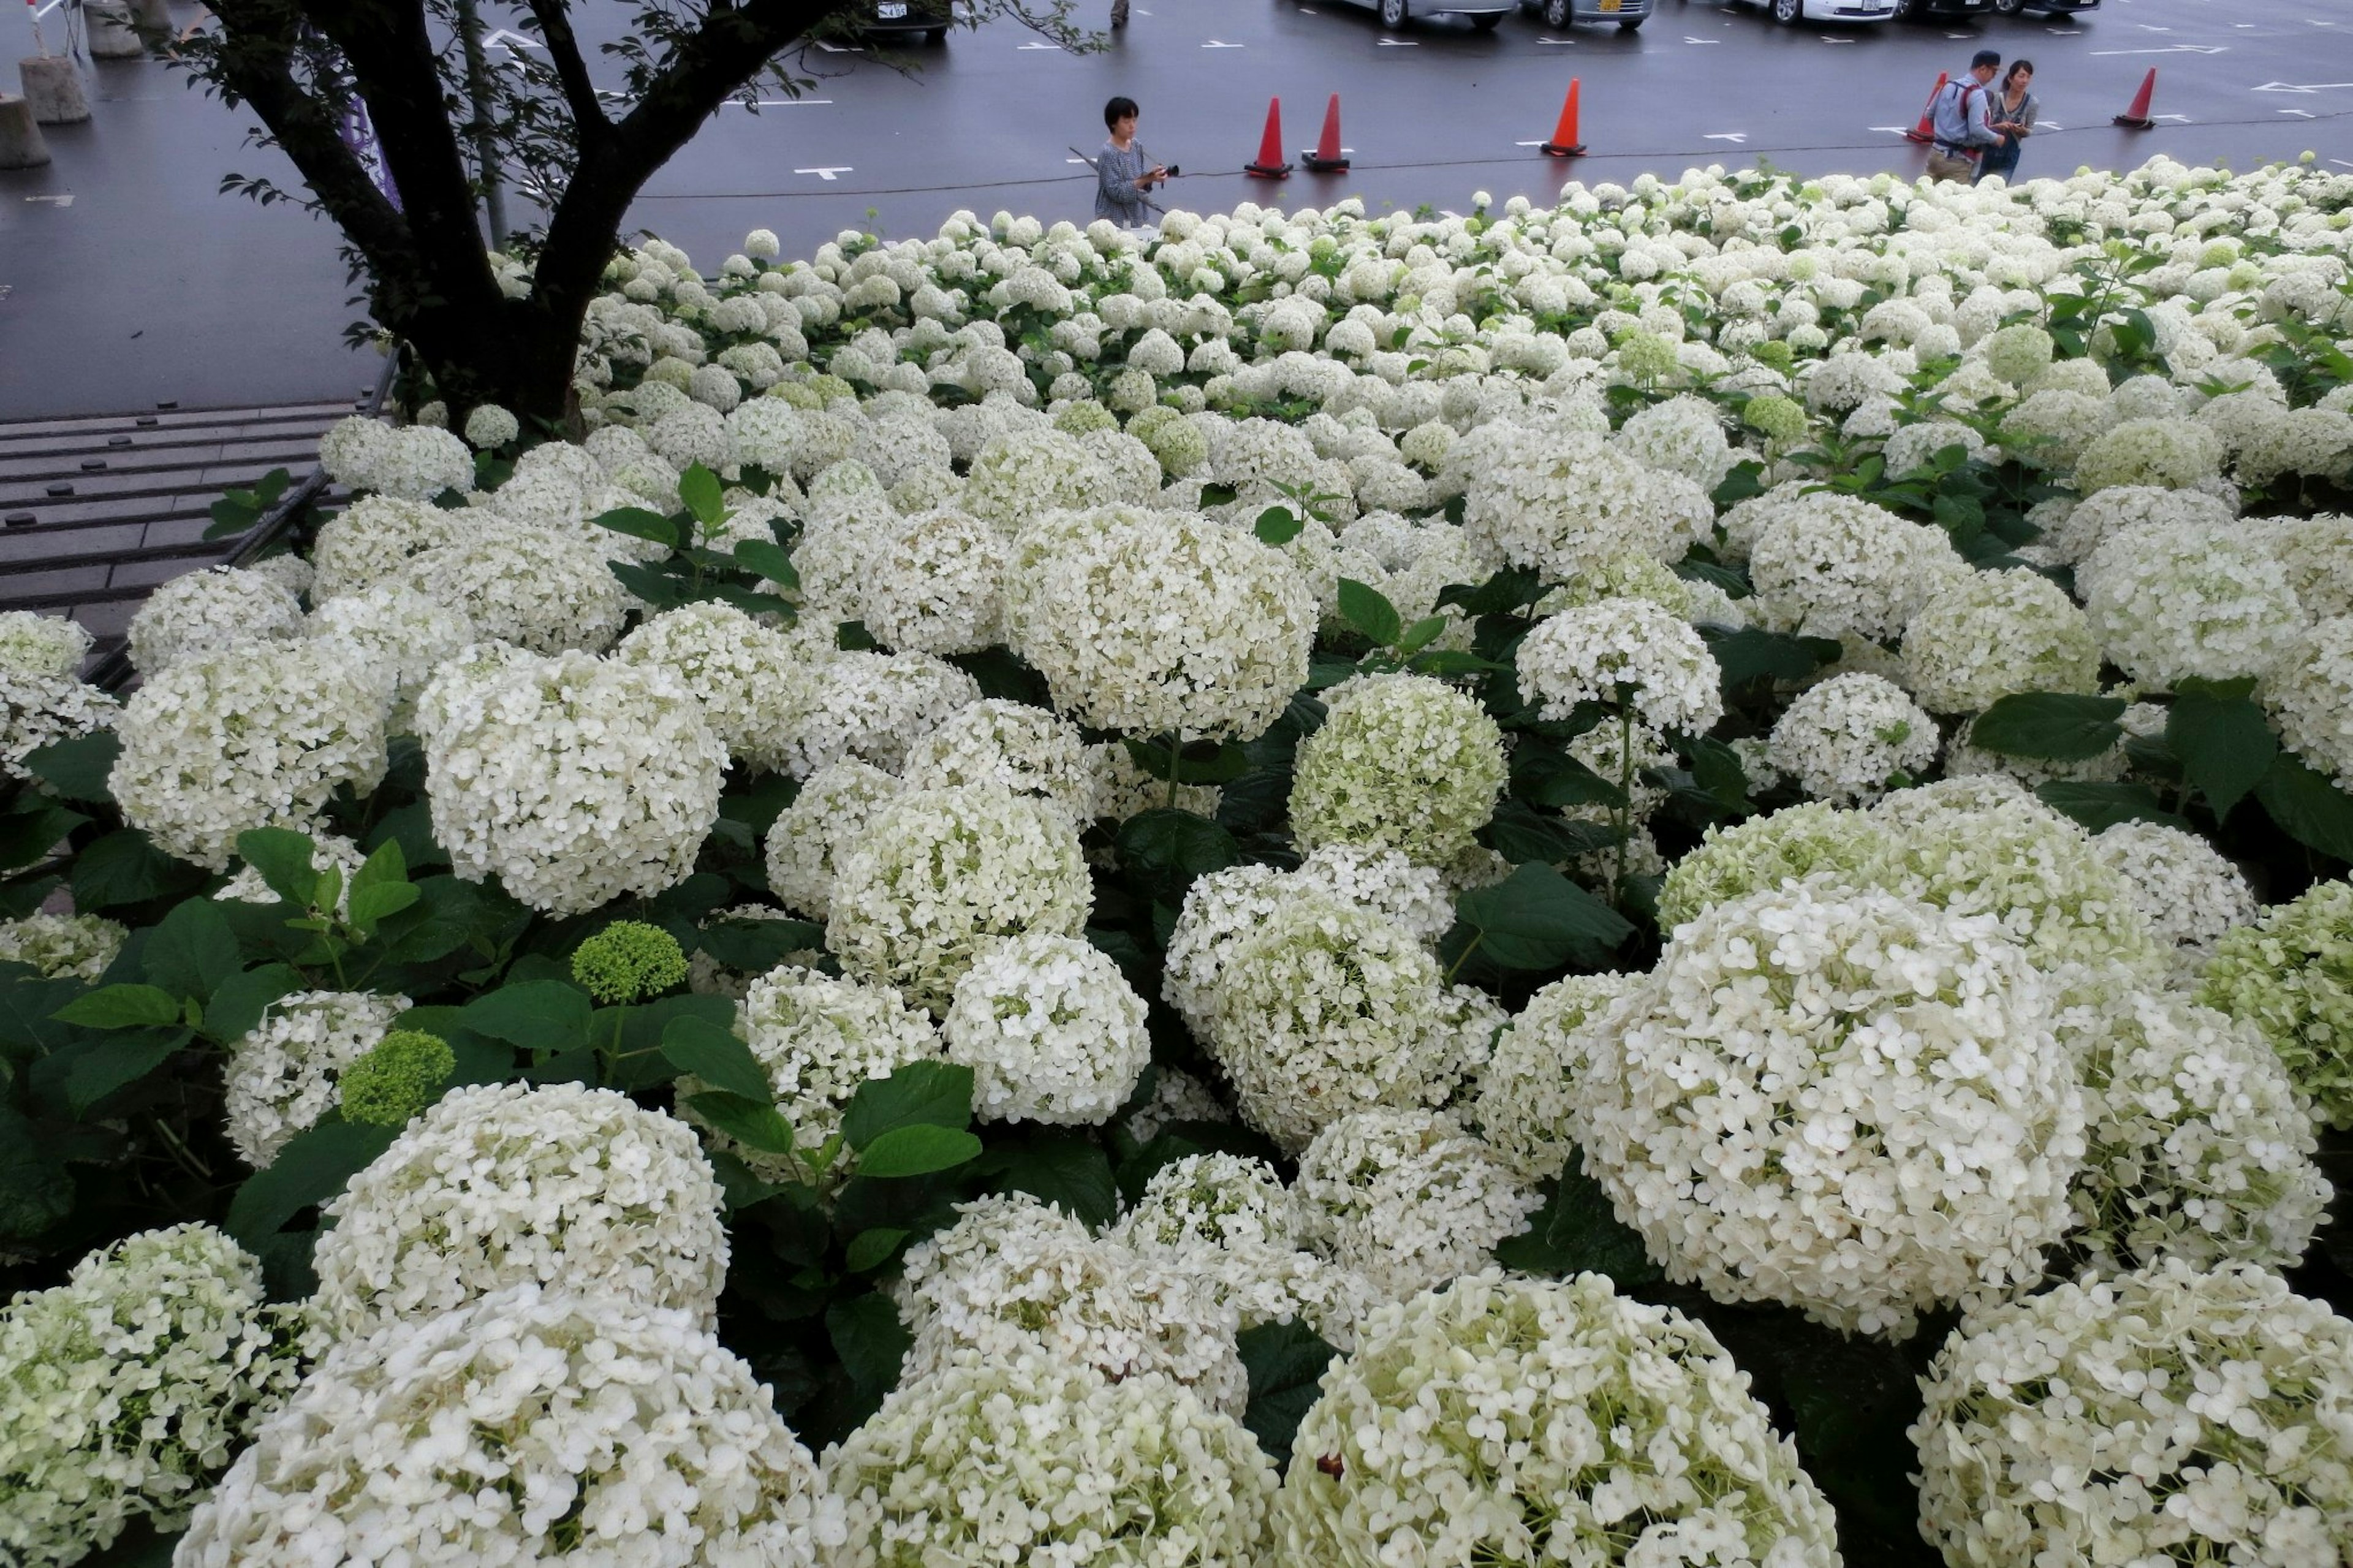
[521, 0, 610, 151]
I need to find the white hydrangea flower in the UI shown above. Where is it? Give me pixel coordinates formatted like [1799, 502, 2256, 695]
[901, 698, 1100, 823]
[1517, 596, 1725, 734]
[1089, 736, 1222, 823]
[110, 642, 388, 871]
[1767, 672, 1939, 805]
[2072, 415, 2227, 494]
[0, 911, 126, 981]
[762, 760, 906, 920]
[943, 931, 1149, 1125]
[612, 599, 813, 771]
[306, 494, 466, 601]
[827, 785, 1091, 1014]
[222, 990, 412, 1169]
[1292, 844, 1455, 945]
[1289, 673, 1505, 865]
[0, 1225, 304, 1568]
[960, 430, 1110, 532]
[1012, 509, 1314, 743]
[1469, 972, 1640, 1182]
[2057, 986, 2328, 1274]
[2262, 615, 2353, 787]
[1574, 883, 2086, 1337]
[1276, 1271, 1842, 1568]
[2091, 819, 2259, 968]
[858, 507, 1007, 656]
[1292, 1108, 1538, 1302]
[0, 610, 91, 676]
[2036, 482, 2235, 567]
[1747, 494, 1967, 643]
[1207, 885, 1482, 1154]
[1, 670, 118, 781]
[2081, 519, 2301, 689]
[126, 566, 303, 674]
[403, 517, 629, 655]
[1162, 863, 1290, 1043]
[679, 965, 942, 1184]
[1121, 1065, 1233, 1146]
[1900, 567, 2102, 714]
[302, 583, 476, 730]
[1460, 427, 1705, 580]
[415, 648, 724, 916]
[1912, 1261, 2353, 1568]
[311, 1083, 729, 1343]
[180, 1284, 843, 1568]
[1654, 800, 1892, 933]
[360, 425, 477, 501]
[1613, 393, 1737, 488]
[460, 403, 520, 449]
[827, 1354, 1275, 1568]
[770, 649, 982, 779]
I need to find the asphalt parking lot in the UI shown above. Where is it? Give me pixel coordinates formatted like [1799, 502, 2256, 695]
[2, 0, 2348, 417]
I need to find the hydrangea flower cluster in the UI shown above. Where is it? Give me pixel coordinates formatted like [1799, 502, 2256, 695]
[310, 1083, 730, 1343]
[1469, 972, 1637, 1181]
[1654, 801, 1889, 934]
[0, 1225, 305, 1568]
[613, 599, 812, 770]
[1289, 673, 1506, 865]
[180, 1285, 844, 1567]
[762, 759, 906, 919]
[2091, 819, 2258, 969]
[126, 566, 303, 674]
[901, 697, 1102, 823]
[2080, 520, 2303, 689]
[1517, 596, 1724, 733]
[0, 610, 92, 675]
[222, 988, 412, 1168]
[1767, 672, 1939, 805]
[942, 931, 1149, 1124]
[1899, 567, 2102, 714]
[1291, 1108, 1539, 1301]
[0, 911, 126, 981]
[1912, 1261, 2353, 1568]
[1, 665, 118, 780]
[1276, 1272, 1842, 1567]
[1574, 883, 2085, 1336]
[2199, 876, 2353, 1128]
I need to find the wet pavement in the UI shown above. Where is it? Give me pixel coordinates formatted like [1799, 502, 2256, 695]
[2, 0, 2348, 418]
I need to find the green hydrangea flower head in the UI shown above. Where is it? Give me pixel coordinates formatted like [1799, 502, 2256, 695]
[1656, 801, 1890, 933]
[2198, 877, 2353, 1129]
[571, 920, 689, 1004]
[1052, 400, 1118, 436]
[1613, 329, 1680, 387]
[337, 1029, 457, 1128]
[1741, 393, 1809, 445]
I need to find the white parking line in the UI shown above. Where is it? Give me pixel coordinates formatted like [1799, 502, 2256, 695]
[1704, 132, 1748, 143]
[1376, 38, 1419, 45]
[1202, 37, 1244, 45]
[794, 167, 854, 181]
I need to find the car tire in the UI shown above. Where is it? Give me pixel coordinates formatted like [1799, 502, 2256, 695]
[1891, 0, 1914, 17]
[1770, 0, 1802, 20]
[1379, 0, 1409, 27]
[1471, 10, 1502, 26]
[1991, 0, 2023, 11]
[1617, 12, 1642, 26]
[925, 26, 947, 42]
[1542, 0, 1570, 21]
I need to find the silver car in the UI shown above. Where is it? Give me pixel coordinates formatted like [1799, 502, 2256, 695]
[1522, 0, 1653, 31]
[1342, 0, 1517, 31]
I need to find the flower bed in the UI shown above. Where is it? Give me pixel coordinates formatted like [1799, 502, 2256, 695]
[5, 157, 2353, 1565]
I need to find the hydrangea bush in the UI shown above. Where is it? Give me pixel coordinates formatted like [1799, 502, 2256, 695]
[8, 157, 2353, 1566]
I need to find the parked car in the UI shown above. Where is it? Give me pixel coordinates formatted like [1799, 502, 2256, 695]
[1730, 0, 1894, 23]
[1521, 0, 1653, 31]
[1990, 0, 2096, 13]
[863, 0, 953, 44]
[1335, 0, 1515, 31]
[1890, 0, 1991, 20]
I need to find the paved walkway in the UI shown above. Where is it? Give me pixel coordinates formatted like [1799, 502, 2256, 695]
[2, 0, 2346, 419]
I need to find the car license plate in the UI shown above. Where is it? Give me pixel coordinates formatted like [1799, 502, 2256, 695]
[1599, 0, 1620, 10]
[878, 2, 906, 17]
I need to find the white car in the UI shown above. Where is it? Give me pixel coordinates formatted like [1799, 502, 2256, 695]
[1339, 0, 1516, 31]
[1732, 0, 1894, 23]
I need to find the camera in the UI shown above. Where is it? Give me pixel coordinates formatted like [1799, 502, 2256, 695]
[1164, 164, 1181, 178]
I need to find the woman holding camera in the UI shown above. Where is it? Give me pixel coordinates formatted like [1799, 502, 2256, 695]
[1095, 96, 1168, 227]
[1974, 61, 2039, 185]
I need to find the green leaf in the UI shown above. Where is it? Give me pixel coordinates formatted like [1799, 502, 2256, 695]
[71, 830, 206, 911]
[2033, 782, 2189, 835]
[66, 1029, 189, 1116]
[731, 538, 800, 590]
[842, 1061, 975, 1149]
[663, 1015, 775, 1104]
[201, 963, 303, 1045]
[1479, 801, 1618, 866]
[608, 558, 689, 610]
[0, 802, 83, 871]
[2256, 754, 2353, 865]
[0, 968, 86, 1058]
[21, 730, 122, 803]
[855, 1124, 983, 1179]
[844, 1227, 909, 1273]
[1120, 737, 1252, 787]
[346, 881, 420, 936]
[142, 898, 240, 1001]
[1336, 578, 1403, 647]
[686, 1091, 801, 1156]
[970, 1133, 1118, 1230]
[1254, 506, 1305, 546]
[233, 827, 323, 909]
[694, 915, 826, 974]
[53, 984, 182, 1029]
[1436, 567, 1545, 618]
[348, 837, 410, 903]
[2165, 690, 2276, 821]
[679, 463, 727, 531]
[1238, 1319, 1339, 1470]
[1447, 862, 1634, 971]
[1115, 809, 1240, 898]
[460, 980, 593, 1054]
[1697, 626, 1841, 689]
[705, 1148, 787, 1212]
[224, 1119, 400, 1249]
[0, 1107, 74, 1243]
[1966, 692, 2126, 761]
[594, 505, 684, 550]
[1493, 1156, 1662, 1284]
[826, 1293, 911, 1393]
[1395, 615, 1450, 656]
[1685, 737, 1756, 816]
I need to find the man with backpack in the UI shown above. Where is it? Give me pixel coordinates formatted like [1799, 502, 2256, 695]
[1925, 50, 2004, 184]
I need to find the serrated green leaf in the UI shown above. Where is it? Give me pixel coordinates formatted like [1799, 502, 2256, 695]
[141, 898, 240, 1001]
[233, 827, 323, 910]
[1115, 809, 1239, 900]
[21, 730, 122, 804]
[1336, 577, 1403, 648]
[970, 1133, 1118, 1230]
[679, 463, 726, 531]
[827, 1293, 911, 1392]
[595, 505, 684, 550]
[844, 1227, 910, 1272]
[2033, 782, 2189, 835]
[66, 1029, 189, 1116]
[1238, 1319, 1339, 1469]
[854, 1124, 982, 1179]
[694, 915, 825, 974]
[1254, 506, 1305, 545]
[687, 1091, 801, 1156]
[346, 881, 421, 936]
[71, 830, 205, 911]
[2165, 691, 2275, 822]
[843, 1061, 976, 1149]
[1967, 692, 2126, 761]
[2257, 754, 2353, 865]
[732, 538, 800, 589]
[663, 1016, 775, 1104]
[224, 1119, 400, 1249]
[53, 984, 182, 1030]
[1697, 626, 1840, 689]
[459, 980, 593, 1054]
[1493, 1155, 1662, 1284]
[1446, 862, 1633, 971]
[201, 963, 303, 1045]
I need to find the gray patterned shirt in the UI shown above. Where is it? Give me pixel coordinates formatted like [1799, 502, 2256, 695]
[1094, 138, 1153, 225]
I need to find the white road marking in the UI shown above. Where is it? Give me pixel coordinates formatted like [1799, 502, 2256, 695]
[1376, 37, 1419, 45]
[1018, 39, 1063, 48]
[1704, 132, 1748, 143]
[2088, 44, 2225, 55]
[1869, 124, 1911, 134]
[1684, 35, 1719, 42]
[2137, 23, 2170, 31]
[24, 194, 73, 205]
[1821, 36, 1857, 43]
[1538, 36, 1578, 42]
[795, 167, 853, 180]
[814, 40, 857, 51]
[2251, 81, 2353, 93]
[34, 0, 62, 16]
[482, 28, 545, 51]
[2279, 108, 2319, 118]
[726, 99, 834, 107]
[1202, 37, 1245, 45]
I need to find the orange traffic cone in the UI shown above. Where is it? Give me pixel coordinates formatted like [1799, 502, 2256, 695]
[1539, 78, 1586, 158]
[1244, 97, 1291, 179]
[2113, 68, 2158, 129]
[1302, 94, 1349, 173]
[1904, 71, 1948, 145]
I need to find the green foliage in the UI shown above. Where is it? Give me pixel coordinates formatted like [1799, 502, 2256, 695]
[2165, 680, 2275, 822]
[1237, 1319, 1339, 1469]
[570, 920, 689, 1004]
[1493, 1154, 1662, 1286]
[1966, 692, 2127, 761]
[1443, 863, 1633, 975]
